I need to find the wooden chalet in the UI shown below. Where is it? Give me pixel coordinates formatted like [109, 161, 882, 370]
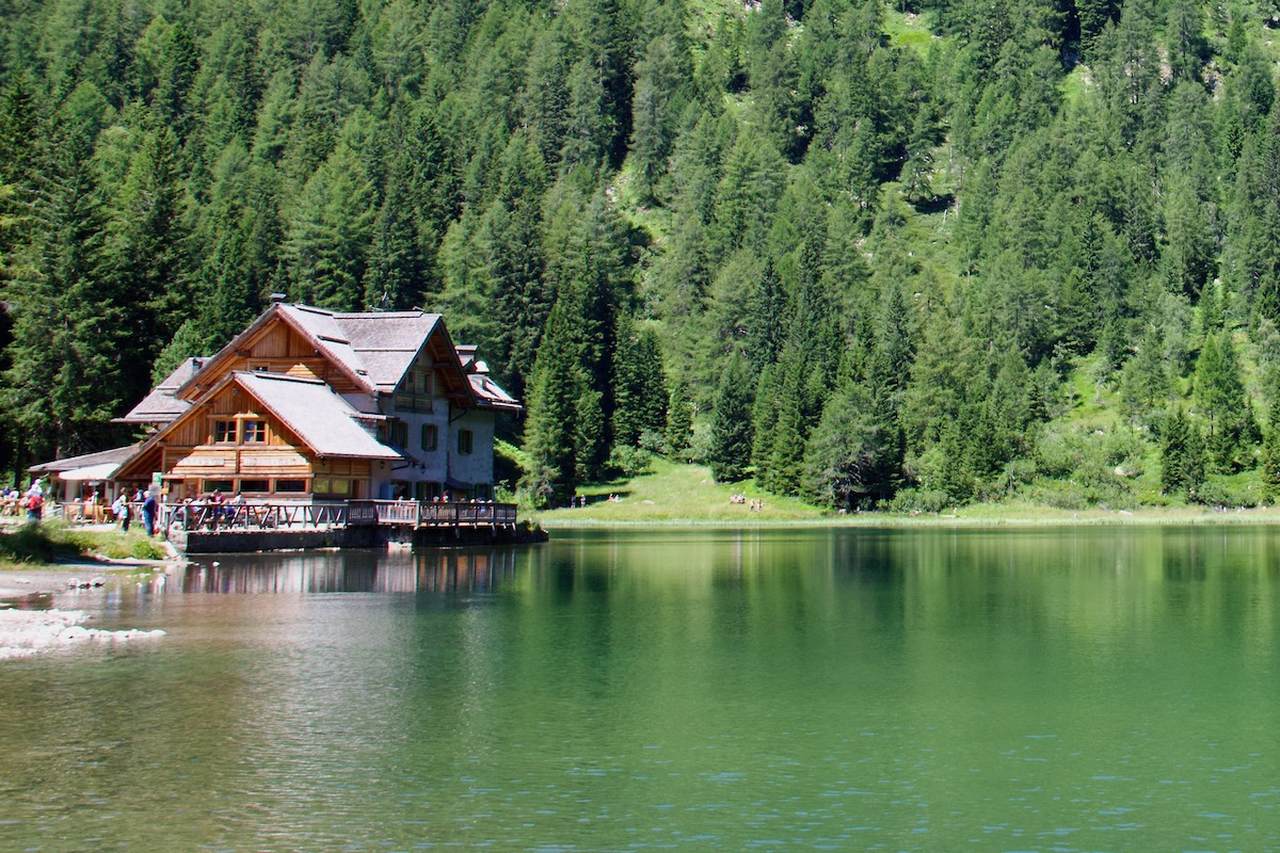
[38, 300, 520, 503]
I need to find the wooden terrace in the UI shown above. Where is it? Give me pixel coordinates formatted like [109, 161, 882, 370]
[161, 500, 518, 535]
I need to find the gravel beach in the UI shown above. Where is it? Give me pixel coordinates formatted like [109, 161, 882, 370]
[0, 607, 164, 660]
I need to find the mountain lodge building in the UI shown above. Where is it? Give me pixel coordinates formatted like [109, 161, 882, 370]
[34, 301, 520, 503]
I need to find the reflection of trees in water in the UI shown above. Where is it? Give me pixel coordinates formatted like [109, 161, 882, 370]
[178, 548, 520, 594]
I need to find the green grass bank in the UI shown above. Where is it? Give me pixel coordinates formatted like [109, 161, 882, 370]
[0, 522, 168, 571]
[533, 459, 1280, 529]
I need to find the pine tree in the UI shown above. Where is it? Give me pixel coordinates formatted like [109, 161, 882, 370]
[365, 162, 425, 311]
[282, 138, 376, 311]
[665, 376, 694, 458]
[1119, 326, 1172, 420]
[901, 108, 937, 206]
[803, 379, 899, 508]
[1166, 0, 1206, 83]
[107, 116, 191, 397]
[521, 301, 582, 505]
[4, 116, 126, 459]
[1194, 332, 1249, 470]
[1161, 407, 1205, 499]
[484, 133, 551, 391]
[763, 357, 808, 494]
[751, 364, 779, 471]
[744, 257, 786, 370]
[1163, 175, 1215, 299]
[707, 352, 754, 482]
[630, 26, 690, 202]
[192, 142, 277, 349]
[612, 316, 668, 448]
[1262, 396, 1280, 499]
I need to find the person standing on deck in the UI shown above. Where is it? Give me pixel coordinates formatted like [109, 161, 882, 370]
[142, 491, 158, 537]
[113, 493, 130, 531]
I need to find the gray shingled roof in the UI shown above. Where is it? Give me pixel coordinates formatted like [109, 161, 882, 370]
[118, 357, 206, 423]
[154, 304, 519, 418]
[278, 305, 442, 390]
[234, 372, 402, 460]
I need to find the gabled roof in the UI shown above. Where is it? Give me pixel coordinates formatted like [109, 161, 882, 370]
[155, 302, 520, 414]
[116, 371, 402, 481]
[116, 357, 206, 424]
[468, 373, 522, 412]
[231, 372, 402, 460]
[175, 304, 455, 396]
[327, 310, 443, 389]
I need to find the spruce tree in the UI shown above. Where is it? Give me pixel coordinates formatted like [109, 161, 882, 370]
[707, 352, 754, 482]
[5, 116, 126, 459]
[1161, 407, 1205, 499]
[1262, 397, 1280, 499]
[665, 376, 694, 458]
[803, 379, 898, 508]
[612, 317, 667, 448]
[107, 116, 191, 398]
[521, 301, 581, 505]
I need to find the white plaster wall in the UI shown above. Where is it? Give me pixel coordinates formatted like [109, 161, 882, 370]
[448, 408, 494, 487]
[374, 391, 495, 497]
[386, 403, 451, 484]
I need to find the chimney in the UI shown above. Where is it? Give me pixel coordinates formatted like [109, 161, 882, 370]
[270, 292, 287, 304]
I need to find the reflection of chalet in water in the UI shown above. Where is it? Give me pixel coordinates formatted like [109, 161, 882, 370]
[37, 300, 520, 501]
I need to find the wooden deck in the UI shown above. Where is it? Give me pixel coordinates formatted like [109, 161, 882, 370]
[349, 500, 518, 528]
[163, 500, 518, 534]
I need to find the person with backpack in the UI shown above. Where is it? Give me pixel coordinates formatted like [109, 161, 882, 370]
[24, 491, 42, 523]
[112, 493, 130, 531]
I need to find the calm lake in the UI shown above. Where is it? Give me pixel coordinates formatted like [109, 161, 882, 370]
[3, 526, 1280, 850]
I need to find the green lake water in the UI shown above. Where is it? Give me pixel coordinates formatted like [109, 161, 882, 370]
[3, 526, 1280, 850]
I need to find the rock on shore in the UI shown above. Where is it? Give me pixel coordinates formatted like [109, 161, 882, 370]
[0, 608, 164, 660]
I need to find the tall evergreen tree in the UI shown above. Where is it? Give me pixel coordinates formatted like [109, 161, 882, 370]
[611, 316, 667, 448]
[707, 352, 754, 482]
[1161, 407, 1205, 499]
[282, 138, 375, 311]
[665, 376, 694, 457]
[107, 116, 191, 398]
[4, 115, 125, 459]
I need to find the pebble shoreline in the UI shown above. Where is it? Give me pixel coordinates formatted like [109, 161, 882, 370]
[0, 608, 165, 660]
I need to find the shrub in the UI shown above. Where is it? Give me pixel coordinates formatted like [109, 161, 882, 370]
[0, 524, 57, 563]
[1021, 475, 1137, 510]
[886, 488, 952, 514]
[606, 445, 653, 478]
[1194, 477, 1264, 508]
[130, 539, 167, 560]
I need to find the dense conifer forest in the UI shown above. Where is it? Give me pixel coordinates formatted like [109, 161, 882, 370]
[3, 0, 1280, 510]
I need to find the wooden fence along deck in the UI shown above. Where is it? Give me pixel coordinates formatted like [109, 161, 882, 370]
[161, 500, 517, 534]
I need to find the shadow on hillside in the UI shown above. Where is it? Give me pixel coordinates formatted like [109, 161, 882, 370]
[911, 193, 955, 215]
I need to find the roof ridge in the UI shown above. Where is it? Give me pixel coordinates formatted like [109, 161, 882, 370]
[333, 310, 431, 319]
[290, 304, 337, 317]
[235, 370, 326, 385]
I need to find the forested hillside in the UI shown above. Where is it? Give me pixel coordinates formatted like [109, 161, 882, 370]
[2, 0, 1280, 510]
